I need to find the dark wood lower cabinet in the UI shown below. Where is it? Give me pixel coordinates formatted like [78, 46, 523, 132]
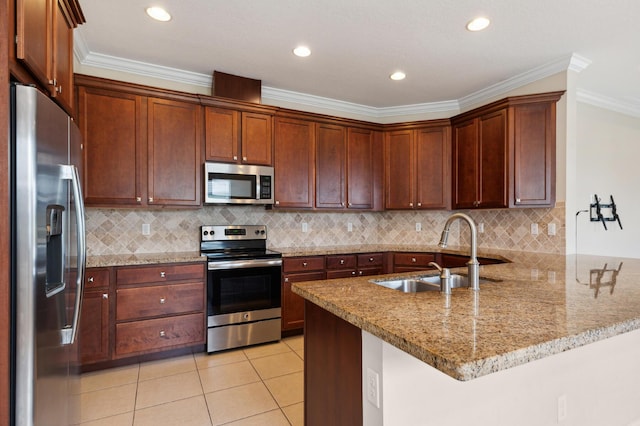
[304, 301, 362, 426]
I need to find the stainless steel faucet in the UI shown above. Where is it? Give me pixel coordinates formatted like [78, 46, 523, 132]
[438, 212, 480, 291]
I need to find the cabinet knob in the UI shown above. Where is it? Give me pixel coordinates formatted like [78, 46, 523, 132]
[57, 85, 62, 94]
[102, 293, 108, 299]
[233, 156, 238, 160]
[88, 276, 94, 283]
[340, 259, 345, 265]
[359, 271, 363, 275]
[160, 298, 166, 304]
[302, 262, 308, 267]
[409, 202, 413, 207]
[369, 257, 374, 262]
[348, 202, 352, 207]
[148, 197, 154, 203]
[351, 271, 356, 275]
[136, 197, 142, 203]
[159, 330, 166, 338]
[411, 257, 417, 263]
[160, 271, 166, 278]
[417, 202, 422, 207]
[275, 200, 280, 205]
[516, 198, 521, 203]
[341, 202, 345, 207]
[243, 156, 247, 161]
[284, 277, 289, 282]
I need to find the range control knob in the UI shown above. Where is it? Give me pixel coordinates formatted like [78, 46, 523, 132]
[255, 230, 260, 235]
[260, 230, 265, 235]
[203, 231, 209, 236]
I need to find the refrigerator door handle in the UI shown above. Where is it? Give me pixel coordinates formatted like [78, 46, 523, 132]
[61, 164, 86, 345]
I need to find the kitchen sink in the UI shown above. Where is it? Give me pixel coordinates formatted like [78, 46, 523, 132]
[370, 274, 498, 293]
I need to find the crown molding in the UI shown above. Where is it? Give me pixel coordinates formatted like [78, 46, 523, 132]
[458, 53, 589, 110]
[75, 39, 634, 120]
[577, 89, 640, 118]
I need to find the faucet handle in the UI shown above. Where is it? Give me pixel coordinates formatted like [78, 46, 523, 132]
[428, 261, 443, 272]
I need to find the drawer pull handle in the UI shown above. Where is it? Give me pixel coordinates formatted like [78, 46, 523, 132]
[369, 257, 374, 262]
[159, 330, 166, 338]
[233, 155, 238, 160]
[302, 262, 308, 267]
[359, 271, 363, 275]
[284, 277, 289, 282]
[102, 293, 108, 299]
[88, 276, 94, 283]
[136, 196, 142, 203]
[148, 197, 154, 203]
[351, 271, 356, 275]
[160, 298, 166, 304]
[411, 258, 417, 263]
[409, 202, 413, 207]
[340, 259, 345, 265]
[160, 271, 166, 278]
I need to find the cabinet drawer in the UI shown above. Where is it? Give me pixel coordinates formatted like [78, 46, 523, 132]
[283, 271, 327, 284]
[394, 253, 436, 267]
[117, 263, 204, 285]
[326, 269, 357, 279]
[326, 255, 356, 270]
[115, 313, 205, 357]
[357, 253, 384, 267]
[116, 282, 204, 321]
[283, 256, 325, 273]
[85, 268, 110, 289]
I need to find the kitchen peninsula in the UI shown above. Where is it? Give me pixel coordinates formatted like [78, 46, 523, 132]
[292, 250, 640, 426]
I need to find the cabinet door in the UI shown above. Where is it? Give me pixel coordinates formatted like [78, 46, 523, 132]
[415, 126, 451, 209]
[385, 130, 414, 209]
[79, 290, 110, 364]
[16, 0, 50, 90]
[77, 86, 147, 206]
[274, 117, 315, 208]
[512, 103, 555, 206]
[452, 119, 479, 209]
[242, 112, 273, 165]
[479, 110, 507, 208]
[204, 107, 239, 162]
[51, 0, 73, 113]
[282, 271, 325, 331]
[147, 97, 202, 206]
[347, 128, 376, 209]
[315, 123, 346, 209]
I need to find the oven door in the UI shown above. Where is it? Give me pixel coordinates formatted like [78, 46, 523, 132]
[207, 258, 282, 320]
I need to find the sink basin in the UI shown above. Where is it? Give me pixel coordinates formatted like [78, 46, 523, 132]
[371, 278, 441, 293]
[371, 274, 498, 293]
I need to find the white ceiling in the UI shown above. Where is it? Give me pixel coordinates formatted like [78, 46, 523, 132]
[75, 0, 640, 117]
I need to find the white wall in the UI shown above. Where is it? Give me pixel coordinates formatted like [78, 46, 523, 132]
[362, 330, 640, 426]
[575, 103, 640, 257]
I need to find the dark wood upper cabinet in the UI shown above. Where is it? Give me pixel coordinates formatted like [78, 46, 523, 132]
[77, 85, 146, 206]
[274, 117, 315, 209]
[204, 106, 273, 166]
[315, 123, 346, 209]
[452, 91, 563, 209]
[385, 123, 451, 210]
[347, 128, 382, 210]
[147, 97, 202, 206]
[16, 0, 84, 114]
[76, 76, 202, 208]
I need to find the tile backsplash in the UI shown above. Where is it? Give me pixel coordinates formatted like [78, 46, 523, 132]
[85, 203, 565, 256]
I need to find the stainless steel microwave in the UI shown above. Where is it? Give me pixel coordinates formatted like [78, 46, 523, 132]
[204, 162, 274, 205]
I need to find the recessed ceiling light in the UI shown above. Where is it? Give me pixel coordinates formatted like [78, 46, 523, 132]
[390, 71, 406, 81]
[466, 17, 490, 31]
[146, 6, 172, 22]
[293, 46, 311, 57]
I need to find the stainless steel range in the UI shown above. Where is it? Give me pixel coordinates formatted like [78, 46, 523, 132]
[201, 225, 282, 353]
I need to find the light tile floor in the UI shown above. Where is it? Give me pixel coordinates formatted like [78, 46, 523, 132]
[75, 336, 304, 426]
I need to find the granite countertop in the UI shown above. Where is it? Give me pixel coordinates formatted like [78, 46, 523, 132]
[291, 249, 640, 381]
[87, 251, 205, 268]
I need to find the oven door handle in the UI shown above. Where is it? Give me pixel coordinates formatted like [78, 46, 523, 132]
[208, 258, 282, 270]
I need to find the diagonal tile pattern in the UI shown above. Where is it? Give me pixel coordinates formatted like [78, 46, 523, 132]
[75, 336, 305, 426]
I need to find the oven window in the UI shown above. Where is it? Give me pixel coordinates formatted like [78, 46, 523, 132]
[208, 173, 256, 199]
[208, 266, 281, 316]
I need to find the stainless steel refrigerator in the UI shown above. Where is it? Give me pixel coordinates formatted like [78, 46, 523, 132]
[10, 84, 86, 426]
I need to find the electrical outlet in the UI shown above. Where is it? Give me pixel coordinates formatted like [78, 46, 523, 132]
[548, 223, 556, 236]
[142, 223, 150, 235]
[530, 223, 539, 235]
[558, 394, 567, 422]
[478, 222, 484, 233]
[348, 222, 353, 232]
[415, 222, 422, 232]
[302, 222, 308, 233]
[366, 368, 380, 408]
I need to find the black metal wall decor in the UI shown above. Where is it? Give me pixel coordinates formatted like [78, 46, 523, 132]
[590, 194, 623, 230]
